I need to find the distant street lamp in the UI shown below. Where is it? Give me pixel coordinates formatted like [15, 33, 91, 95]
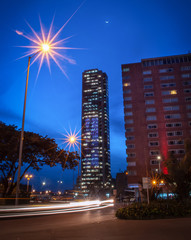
[62, 130, 81, 178]
[152, 180, 157, 185]
[68, 134, 81, 178]
[25, 174, 33, 192]
[157, 156, 162, 173]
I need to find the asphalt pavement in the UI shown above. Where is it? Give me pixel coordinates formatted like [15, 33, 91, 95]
[0, 207, 190, 240]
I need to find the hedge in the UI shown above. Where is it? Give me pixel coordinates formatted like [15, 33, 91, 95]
[116, 200, 191, 220]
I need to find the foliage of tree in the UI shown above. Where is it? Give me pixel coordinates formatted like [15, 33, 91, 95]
[0, 122, 79, 197]
[163, 139, 191, 200]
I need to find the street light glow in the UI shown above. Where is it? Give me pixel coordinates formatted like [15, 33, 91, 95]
[16, 16, 80, 79]
[42, 43, 50, 52]
[69, 136, 76, 144]
[152, 180, 156, 185]
[61, 128, 82, 152]
[25, 174, 33, 180]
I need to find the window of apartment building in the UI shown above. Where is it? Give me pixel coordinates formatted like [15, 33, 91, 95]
[150, 160, 160, 165]
[124, 104, 132, 108]
[147, 124, 158, 129]
[125, 112, 133, 116]
[144, 85, 153, 89]
[148, 132, 158, 138]
[187, 113, 191, 118]
[143, 70, 152, 75]
[185, 97, 191, 102]
[143, 56, 191, 66]
[145, 99, 155, 104]
[168, 140, 184, 145]
[183, 81, 191, 86]
[184, 89, 191, 93]
[127, 170, 137, 176]
[189, 122, 191, 127]
[122, 67, 130, 72]
[166, 131, 183, 137]
[159, 68, 173, 73]
[126, 127, 134, 132]
[177, 150, 185, 154]
[123, 76, 130, 80]
[160, 75, 175, 80]
[186, 105, 191, 110]
[127, 162, 136, 166]
[127, 153, 136, 158]
[166, 122, 182, 128]
[182, 74, 191, 78]
[147, 115, 157, 121]
[161, 83, 176, 88]
[124, 97, 132, 101]
[149, 141, 159, 146]
[124, 89, 131, 94]
[181, 66, 191, 71]
[125, 119, 134, 124]
[168, 149, 185, 154]
[165, 114, 181, 119]
[150, 150, 160, 156]
[144, 92, 154, 97]
[127, 144, 135, 149]
[163, 105, 180, 111]
[146, 107, 156, 112]
[126, 136, 135, 141]
[162, 90, 177, 95]
[124, 82, 131, 87]
[143, 77, 152, 82]
[163, 98, 178, 103]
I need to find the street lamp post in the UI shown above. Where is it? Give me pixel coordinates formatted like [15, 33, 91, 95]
[15, 16, 78, 205]
[66, 134, 81, 178]
[15, 56, 31, 205]
[15, 46, 49, 205]
[64, 133, 81, 189]
[157, 156, 162, 173]
[25, 174, 33, 192]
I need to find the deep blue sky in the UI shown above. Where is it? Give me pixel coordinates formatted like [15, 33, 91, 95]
[0, 0, 191, 192]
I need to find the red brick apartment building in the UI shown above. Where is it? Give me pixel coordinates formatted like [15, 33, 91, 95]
[122, 53, 191, 187]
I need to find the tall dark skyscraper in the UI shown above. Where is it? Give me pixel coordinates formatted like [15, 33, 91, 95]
[81, 69, 111, 195]
[122, 53, 191, 188]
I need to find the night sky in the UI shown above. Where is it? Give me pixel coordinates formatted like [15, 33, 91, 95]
[1, 0, 191, 191]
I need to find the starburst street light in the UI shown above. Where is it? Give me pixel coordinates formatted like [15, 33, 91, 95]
[61, 128, 82, 178]
[15, 16, 79, 79]
[62, 129, 81, 152]
[15, 12, 81, 205]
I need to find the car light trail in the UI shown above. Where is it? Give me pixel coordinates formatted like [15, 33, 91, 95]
[0, 200, 114, 218]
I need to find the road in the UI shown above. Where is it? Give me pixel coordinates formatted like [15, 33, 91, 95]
[0, 207, 191, 240]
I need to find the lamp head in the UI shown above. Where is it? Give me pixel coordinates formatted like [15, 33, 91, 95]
[152, 180, 156, 185]
[42, 43, 50, 52]
[69, 136, 76, 144]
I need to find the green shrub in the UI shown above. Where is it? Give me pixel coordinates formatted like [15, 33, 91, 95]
[116, 200, 191, 220]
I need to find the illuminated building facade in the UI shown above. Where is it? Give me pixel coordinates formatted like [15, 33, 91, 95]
[81, 69, 111, 195]
[122, 53, 191, 187]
